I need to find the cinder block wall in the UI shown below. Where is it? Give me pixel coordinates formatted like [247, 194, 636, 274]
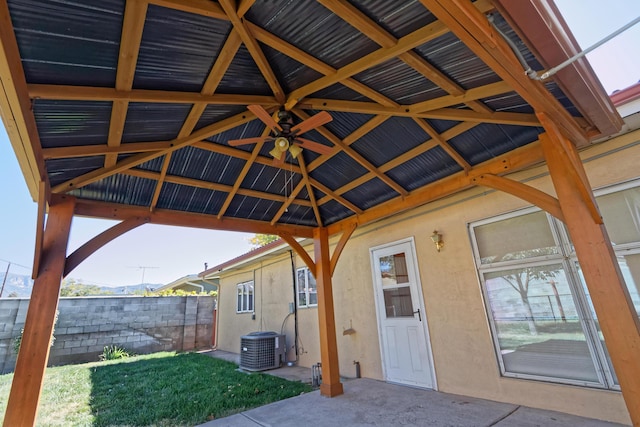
[0, 295, 215, 373]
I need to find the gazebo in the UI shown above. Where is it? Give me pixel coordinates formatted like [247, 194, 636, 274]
[0, 0, 638, 425]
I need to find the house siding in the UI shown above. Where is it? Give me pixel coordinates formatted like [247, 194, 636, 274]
[214, 129, 640, 425]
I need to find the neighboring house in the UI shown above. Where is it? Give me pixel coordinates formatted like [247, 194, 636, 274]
[200, 84, 640, 425]
[155, 274, 218, 294]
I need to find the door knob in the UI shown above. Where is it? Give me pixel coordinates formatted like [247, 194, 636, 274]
[413, 308, 421, 321]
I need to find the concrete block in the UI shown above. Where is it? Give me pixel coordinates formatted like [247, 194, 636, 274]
[71, 346, 88, 354]
[99, 324, 115, 332]
[63, 340, 81, 349]
[80, 338, 97, 347]
[66, 326, 83, 334]
[83, 325, 100, 333]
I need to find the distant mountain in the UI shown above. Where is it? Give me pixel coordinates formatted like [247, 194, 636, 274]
[0, 273, 161, 298]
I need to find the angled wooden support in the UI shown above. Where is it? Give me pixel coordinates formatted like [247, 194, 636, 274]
[472, 173, 564, 222]
[313, 227, 343, 397]
[64, 216, 149, 277]
[4, 195, 75, 427]
[330, 224, 357, 276]
[540, 131, 640, 426]
[279, 233, 315, 273]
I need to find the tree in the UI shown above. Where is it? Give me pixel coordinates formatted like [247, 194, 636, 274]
[249, 234, 279, 248]
[60, 279, 113, 297]
[495, 248, 560, 335]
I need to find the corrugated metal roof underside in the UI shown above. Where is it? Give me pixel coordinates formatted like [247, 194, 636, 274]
[9, 0, 123, 87]
[342, 177, 399, 211]
[156, 182, 223, 214]
[448, 123, 541, 166]
[46, 157, 104, 187]
[309, 152, 369, 191]
[133, 5, 230, 92]
[387, 146, 463, 191]
[318, 199, 354, 225]
[167, 146, 246, 186]
[122, 103, 192, 143]
[217, 45, 271, 95]
[69, 174, 156, 206]
[34, 100, 111, 148]
[350, 0, 437, 39]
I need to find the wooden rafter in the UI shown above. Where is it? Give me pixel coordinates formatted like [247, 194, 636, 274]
[317, 0, 495, 115]
[148, 0, 226, 20]
[300, 98, 539, 126]
[412, 118, 471, 171]
[219, 0, 285, 103]
[28, 84, 278, 106]
[51, 110, 256, 193]
[149, 29, 243, 211]
[306, 178, 363, 215]
[270, 180, 306, 225]
[326, 140, 546, 235]
[297, 156, 322, 227]
[315, 121, 477, 205]
[292, 108, 408, 197]
[122, 168, 312, 207]
[31, 181, 47, 279]
[420, 0, 587, 144]
[73, 198, 315, 238]
[106, 0, 147, 167]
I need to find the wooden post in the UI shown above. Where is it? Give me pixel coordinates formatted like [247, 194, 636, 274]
[313, 227, 344, 397]
[3, 196, 75, 427]
[539, 129, 640, 425]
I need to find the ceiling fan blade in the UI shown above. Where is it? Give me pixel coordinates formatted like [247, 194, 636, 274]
[295, 137, 333, 155]
[228, 137, 265, 147]
[248, 105, 282, 132]
[290, 111, 332, 135]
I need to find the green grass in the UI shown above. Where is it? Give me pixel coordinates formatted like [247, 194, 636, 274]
[0, 352, 311, 426]
[495, 320, 586, 350]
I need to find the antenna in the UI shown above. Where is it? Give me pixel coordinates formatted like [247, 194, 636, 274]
[127, 265, 159, 284]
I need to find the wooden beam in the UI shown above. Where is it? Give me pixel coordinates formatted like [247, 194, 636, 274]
[122, 168, 312, 206]
[537, 112, 601, 223]
[3, 195, 75, 426]
[539, 130, 640, 426]
[284, 15, 452, 110]
[293, 109, 408, 197]
[300, 98, 540, 126]
[297, 156, 322, 227]
[280, 233, 315, 273]
[106, 0, 148, 167]
[327, 141, 545, 235]
[313, 227, 343, 397]
[0, 0, 48, 199]
[28, 84, 278, 106]
[64, 217, 148, 276]
[308, 178, 363, 215]
[219, 0, 285, 103]
[148, 0, 227, 20]
[409, 81, 513, 113]
[412, 118, 471, 171]
[73, 199, 315, 238]
[31, 181, 47, 278]
[330, 223, 356, 276]
[246, 22, 398, 108]
[51, 110, 255, 193]
[472, 173, 564, 222]
[420, 0, 587, 144]
[270, 180, 306, 225]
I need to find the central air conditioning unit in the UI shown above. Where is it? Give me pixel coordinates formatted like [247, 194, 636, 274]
[240, 331, 286, 371]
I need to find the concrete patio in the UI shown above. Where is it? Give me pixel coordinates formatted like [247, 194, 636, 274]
[199, 350, 627, 427]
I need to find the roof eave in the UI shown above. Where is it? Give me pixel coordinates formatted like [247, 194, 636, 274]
[494, 0, 623, 139]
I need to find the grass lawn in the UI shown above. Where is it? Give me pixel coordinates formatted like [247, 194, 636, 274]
[0, 352, 311, 426]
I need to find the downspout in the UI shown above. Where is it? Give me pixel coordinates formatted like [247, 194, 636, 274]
[289, 250, 299, 361]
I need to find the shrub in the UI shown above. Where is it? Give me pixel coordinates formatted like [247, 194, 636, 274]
[100, 345, 131, 361]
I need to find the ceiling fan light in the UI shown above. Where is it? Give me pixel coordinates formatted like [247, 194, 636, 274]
[269, 147, 282, 158]
[289, 144, 303, 158]
[274, 136, 289, 150]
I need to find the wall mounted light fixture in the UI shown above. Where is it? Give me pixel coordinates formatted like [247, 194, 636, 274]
[431, 230, 444, 252]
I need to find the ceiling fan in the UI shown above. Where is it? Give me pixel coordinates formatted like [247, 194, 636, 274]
[228, 105, 333, 165]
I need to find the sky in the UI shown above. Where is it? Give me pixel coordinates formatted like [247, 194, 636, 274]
[1, 1, 639, 287]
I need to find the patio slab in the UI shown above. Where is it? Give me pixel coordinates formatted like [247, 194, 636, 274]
[198, 378, 626, 427]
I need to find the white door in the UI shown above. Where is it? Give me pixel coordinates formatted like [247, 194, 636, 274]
[370, 238, 435, 389]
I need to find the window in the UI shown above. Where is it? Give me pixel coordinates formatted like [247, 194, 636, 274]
[297, 267, 317, 308]
[236, 281, 254, 313]
[470, 181, 640, 390]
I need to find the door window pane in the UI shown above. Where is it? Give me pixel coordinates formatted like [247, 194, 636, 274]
[483, 265, 599, 382]
[475, 211, 558, 264]
[379, 253, 409, 285]
[383, 286, 414, 318]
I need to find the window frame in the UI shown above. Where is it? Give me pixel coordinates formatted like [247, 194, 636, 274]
[469, 179, 640, 390]
[236, 280, 254, 314]
[296, 267, 317, 308]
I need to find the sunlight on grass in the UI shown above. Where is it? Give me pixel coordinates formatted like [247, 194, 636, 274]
[0, 352, 311, 426]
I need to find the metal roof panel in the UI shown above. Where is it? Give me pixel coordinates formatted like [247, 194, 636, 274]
[34, 100, 111, 148]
